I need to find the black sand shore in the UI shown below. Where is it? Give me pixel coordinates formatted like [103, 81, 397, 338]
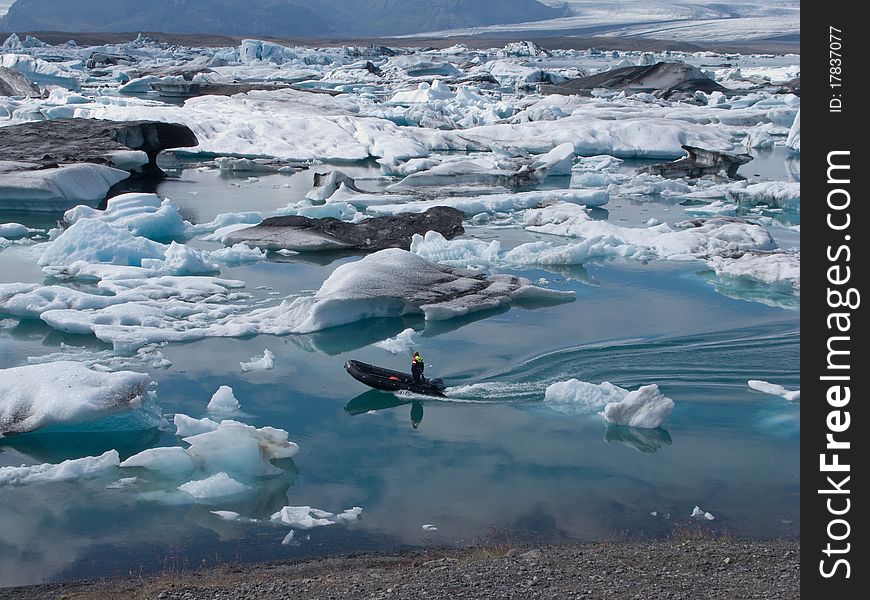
[0, 538, 799, 599]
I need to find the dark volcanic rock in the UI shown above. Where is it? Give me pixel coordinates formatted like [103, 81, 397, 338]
[641, 145, 752, 180]
[0, 119, 198, 175]
[0, 66, 41, 96]
[225, 206, 465, 252]
[542, 62, 726, 97]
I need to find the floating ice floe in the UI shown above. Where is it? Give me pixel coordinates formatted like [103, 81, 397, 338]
[361, 188, 608, 217]
[174, 413, 220, 437]
[178, 472, 250, 499]
[0, 451, 120, 487]
[63, 193, 187, 242]
[410, 230, 648, 269]
[0, 163, 130, 211]
[786, 109, 800, 153]
[748, 380, 800, 402]
[271, 505, 363, 529]
[240, 348, 275, 372]
[38, 218, 168, 267]
[544, 378, 674, 429]
[691, 506, 715, 520]
[0, 53, 82, 89]
[422, 524, 438, 531]
[239, 248, 574, 332]
[0, 361, 154, 435]
[208, 386, 241, 412]
[374, 328, 419, 354]
[121, 418, 298, 480]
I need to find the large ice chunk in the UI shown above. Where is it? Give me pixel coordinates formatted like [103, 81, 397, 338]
[38, 218, 167, 267]
[0, 362, 152, 436]
[207, 386, 241, 412]
[544, 378, 674, 429]
[0, 164, 130, 211]
[239, 248, 574, 333]
[63, 193, 188, 242]
[271, 505, 363, 529]
[602, 384, 675, 429]
[0, 451, 120, 487]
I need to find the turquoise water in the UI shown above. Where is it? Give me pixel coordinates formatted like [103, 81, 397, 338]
[0, 161, 799, 587]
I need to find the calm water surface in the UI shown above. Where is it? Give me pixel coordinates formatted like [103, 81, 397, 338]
[0, 156, 799, 586]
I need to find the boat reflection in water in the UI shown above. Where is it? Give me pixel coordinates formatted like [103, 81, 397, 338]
[345, 389, 425, 429]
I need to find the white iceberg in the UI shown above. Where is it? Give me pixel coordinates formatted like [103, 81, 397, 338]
[374, 328, 418, 354]
[240, 349, 275, 372]
[63, 193, 188, 242]
[239, 248, 574, 333]
[691, 506, 715, 520]
[0, 361, 152, 435]
[178, 472, 250, 499]
[544, 378, 674, 429]
[0, 164, 130, 211]
[271, 505, 363, 529]
[0, 451, 120, 487]
[748, 380, 800, 402]
[207, 386, 241, 412]
[602, 384, 675, 429]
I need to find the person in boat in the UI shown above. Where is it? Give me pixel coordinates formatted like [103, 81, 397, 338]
[411, 351, 425, 384]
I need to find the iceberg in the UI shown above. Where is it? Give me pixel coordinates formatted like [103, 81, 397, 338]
[207, 386, 241, 412]
[373, 328, 418, 354]
[122, 418, 298, 479]
[544, 378, 674, 429]
[271, 505, 363, 529]
[691, 506, 715, 520]
[602, 385, 675, 429]
[0, 163, 130, 212]
[238, 248, 574, 333]
[0, 451, 120, 487]
[38, 218, 167, 267]
[748, 380, 800, 402]
[178, 472, 250, 499]
[0, 361, 152, 435]
[786, 109, 800, 153]
[363, 189, 608, 217]
[63, 193, 188, 242]
[240, 349, 275, 372]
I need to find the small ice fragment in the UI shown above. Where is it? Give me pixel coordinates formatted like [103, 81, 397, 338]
[178, 472, 249, 499]
[240, 349, 275, 372]
[281, 530, 296, 545]
[650, 511, 658, 517]
[422, 524, 438, 531]
[210, 510, 241, 521]
[748, 380, 800, 402]
[207, 386, 240, 412]
[691, 506, 715, 520]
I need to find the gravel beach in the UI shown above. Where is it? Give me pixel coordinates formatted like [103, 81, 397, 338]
[0, 538, 799, 599]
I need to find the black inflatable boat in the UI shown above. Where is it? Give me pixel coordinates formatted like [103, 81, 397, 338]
[344, 360, 447, 397]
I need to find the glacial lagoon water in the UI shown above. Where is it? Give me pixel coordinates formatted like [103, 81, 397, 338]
[0, 157, 799, 587]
